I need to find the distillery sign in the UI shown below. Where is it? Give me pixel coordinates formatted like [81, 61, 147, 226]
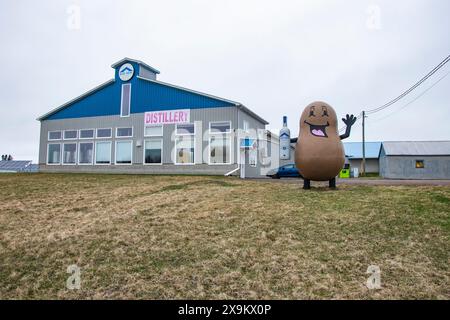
[144, 109, 190, 125]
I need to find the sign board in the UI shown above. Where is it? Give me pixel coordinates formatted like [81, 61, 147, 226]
[119, 63, 134, 81]
[240, 138, 257, 150]
[144, 109, 190, 125]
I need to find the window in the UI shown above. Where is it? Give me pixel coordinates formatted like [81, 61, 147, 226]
[96, 128, 112, 138]
[79, 129, 94, 139]
[47, 144, 61, 164]
[79, 142, 94, 164]
[95, 141, 111, 164]
[416, 160, 425, 169]
[175, 136, 194, 164]
[116, 127, 133, 138]
[175, 123, 194, 164]
[210, 121, 231, 134]
[144, 125, 163, 137]
[64, 130, 78, 140]
[209, 121, 231, 165]
[63, 143, 77, 164]
[48, 131, 62, 140]
[243, 120, 249, 132]
[249, 149, 257, 167]
[209, 136, 231, 164]
[144, 139, 162, 164]
[176, 123, 195, 135]
[115, 140, 132, 164]
[120, 84, 131, 117]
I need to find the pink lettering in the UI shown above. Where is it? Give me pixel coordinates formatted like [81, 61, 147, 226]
[145, 110, 189, 125]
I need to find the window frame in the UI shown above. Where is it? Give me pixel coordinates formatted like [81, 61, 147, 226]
[63, 130, 78, 141]
[115, 140, 133, 165]
[48, 131, 62, 141]
[174, 135, 195, 165]
[174, 123, 195, 165]
[144, 124, 163, 137]
[46, 143, 62, 165]
[62, 142, 78, 165]
[120, 83, 132, 118]
[78, 142, 94, 165]
[143, 138, 163, 165]
[415, 160, 425, 169]
[79, 129, 95, 140]
[175, 123, 195, 136]
[115, 127, 133, 138]
[208, 121, 232, 165]
[209, 121, 232, 135]
[243, 120, 249, 133]
[94, 141, 112, 165]
[96, 128, 112, 139]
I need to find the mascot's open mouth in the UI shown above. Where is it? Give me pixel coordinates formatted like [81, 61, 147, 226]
[304, 121, 329, 138]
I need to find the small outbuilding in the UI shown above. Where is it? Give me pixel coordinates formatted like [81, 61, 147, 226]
[379, 141, 450, 179]
[343, 142, 382, 174]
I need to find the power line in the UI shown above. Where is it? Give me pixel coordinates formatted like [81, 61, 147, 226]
[366, 54, 450, 115]
[369, 69, 450, 124]
[338, 54, 450, 132]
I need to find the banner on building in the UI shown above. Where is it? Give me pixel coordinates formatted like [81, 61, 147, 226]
[144, 109, 190, 125]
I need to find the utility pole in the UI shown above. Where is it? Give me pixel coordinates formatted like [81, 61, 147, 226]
[362, 111, 366, 176]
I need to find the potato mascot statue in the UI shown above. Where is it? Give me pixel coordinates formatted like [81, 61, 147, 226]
[291, 101, 356, 189]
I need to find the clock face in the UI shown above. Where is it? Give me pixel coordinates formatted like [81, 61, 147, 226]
[118, 63, 134, 81]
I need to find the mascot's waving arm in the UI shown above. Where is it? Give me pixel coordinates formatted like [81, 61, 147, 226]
[339, 114, 357, 140]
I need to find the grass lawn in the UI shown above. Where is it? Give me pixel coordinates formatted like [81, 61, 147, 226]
[0, 173, 449, 299]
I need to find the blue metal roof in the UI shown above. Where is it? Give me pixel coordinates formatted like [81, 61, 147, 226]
[343, 142, 382, 159]
[38, 58, 242, 121]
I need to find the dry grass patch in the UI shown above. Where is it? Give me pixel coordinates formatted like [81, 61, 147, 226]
[0, 173, 449, 299]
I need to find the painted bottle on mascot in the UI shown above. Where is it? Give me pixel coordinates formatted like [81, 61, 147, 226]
[279, 116, 290, 160]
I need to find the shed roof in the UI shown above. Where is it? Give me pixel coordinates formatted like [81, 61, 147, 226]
[382, 141, 450, 156]
[343, 142, 382, 159]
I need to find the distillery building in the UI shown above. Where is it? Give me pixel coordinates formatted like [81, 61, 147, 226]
[37, 58, 274, 178]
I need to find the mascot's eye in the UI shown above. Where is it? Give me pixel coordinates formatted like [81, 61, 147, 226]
[322, 107, 328, 117]
[309, 107, 316, 117]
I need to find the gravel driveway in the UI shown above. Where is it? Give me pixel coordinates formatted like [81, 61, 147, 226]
[254, 177, 450, 186]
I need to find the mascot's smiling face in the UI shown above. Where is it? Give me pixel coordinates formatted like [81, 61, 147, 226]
[300, 101, 338, 138]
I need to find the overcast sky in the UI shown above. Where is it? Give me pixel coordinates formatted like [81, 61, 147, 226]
[1, 0, 449, 162]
